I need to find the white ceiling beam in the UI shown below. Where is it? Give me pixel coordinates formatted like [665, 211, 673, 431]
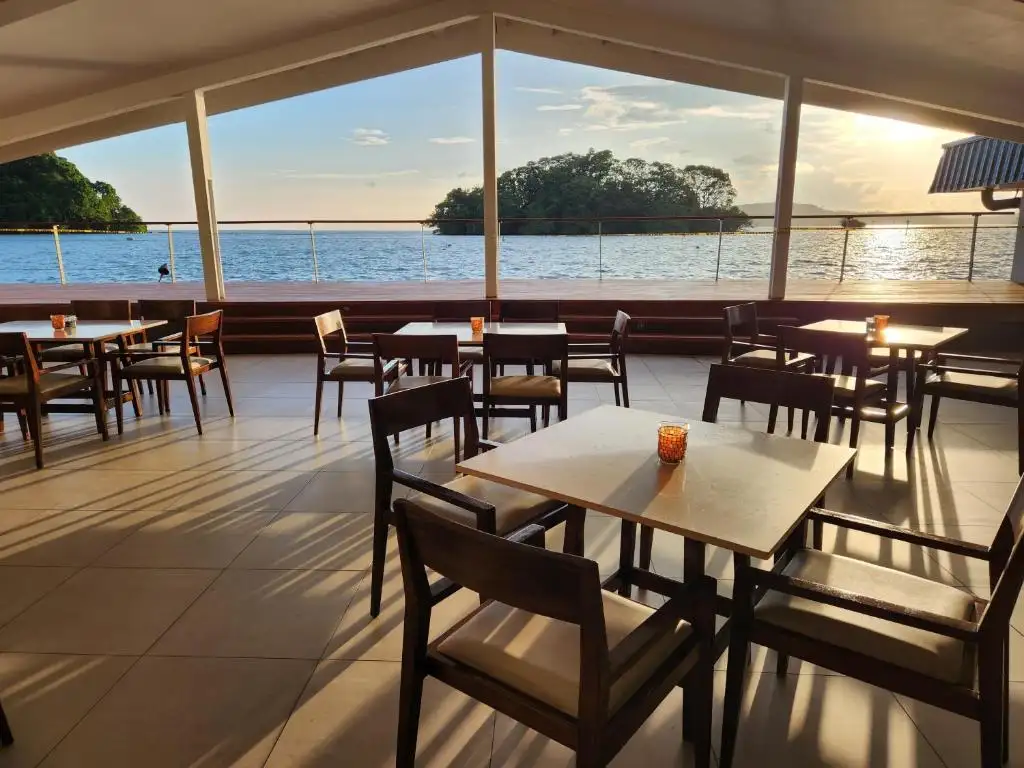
[0, 0, 480, 147]
[496, 0, 1024, 130]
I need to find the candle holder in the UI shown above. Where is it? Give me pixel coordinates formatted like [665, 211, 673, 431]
[50, 314, 66, 331]
[470, 316, 485, 334]
[657, 421, 689, 464]
[873, 314, 890, 333]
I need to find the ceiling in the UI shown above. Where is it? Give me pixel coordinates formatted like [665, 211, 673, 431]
[0, 0, 1021, 161]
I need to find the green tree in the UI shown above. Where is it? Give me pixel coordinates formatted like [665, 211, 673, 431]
[426, 150, 748, 235]
[0, 153, 146, 232]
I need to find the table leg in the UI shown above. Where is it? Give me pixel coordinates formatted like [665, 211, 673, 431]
[617, 521, 637, 597]
[681, 539, 707, 742]
[89, 341, 109, 440]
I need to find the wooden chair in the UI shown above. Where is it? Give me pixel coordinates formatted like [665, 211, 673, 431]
[313, 310, 398, 436]
[432, 300, 490, 366]
[367, 377, 581, 618]
[720, 474, 1024, 768]
[636, 364, 836, 571]
[553, 310, 631, 407]
[112, 310, 233, 435]
[914, 352, 1022, 473]
[132, 299, 204, 402]
[779, 325, 911, 472]
[373, 333, 471, 454]
[0, 698, 11, 747]
[481, 332, 568, 438]
[39, 299, 134, 364]
[391, 494, 717, 768]
[0, 332, 105, 468]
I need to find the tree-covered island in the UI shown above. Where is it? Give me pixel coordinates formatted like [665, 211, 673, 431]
[427, 150, 748, 235]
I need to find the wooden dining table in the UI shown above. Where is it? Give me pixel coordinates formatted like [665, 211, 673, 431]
[457, 403, 856, 643]
[396, 320, 566, 344]
[0, 319, 167, 438]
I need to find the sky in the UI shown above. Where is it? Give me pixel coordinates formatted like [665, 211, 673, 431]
[61, 51, 975, 224]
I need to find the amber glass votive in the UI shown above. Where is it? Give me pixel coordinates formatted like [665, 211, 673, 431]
[874, 314, 890, 333]
[657, 422, 689, 464]
[50, 314, 65, 331]
[470, 316, 485, 334]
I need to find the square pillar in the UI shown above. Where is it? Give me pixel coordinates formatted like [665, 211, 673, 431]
[769, 76, 804, 301]
[184, 90, 226, 302]
[481, 14, 499, 300]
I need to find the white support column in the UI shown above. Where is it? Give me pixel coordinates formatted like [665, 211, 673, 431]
[769, 75, 804, 300]
[1011, 208, 1024, 284]
[481, 13, 499, 300]
[184, 90, 226, 301]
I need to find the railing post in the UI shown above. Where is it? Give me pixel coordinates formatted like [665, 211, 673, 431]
[839, 227, 850, 282]
[308, 222, 320, 283]
[52, 225, 67, 285]
[421, 223, 428, 282]
[597, 220, 603, 279]
[715, 218, 724, 281]
[166, 224, 177, 282]
[967, 213, 980, 282]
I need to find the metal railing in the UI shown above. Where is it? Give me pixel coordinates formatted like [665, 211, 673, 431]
[0, 210, 1016, 285]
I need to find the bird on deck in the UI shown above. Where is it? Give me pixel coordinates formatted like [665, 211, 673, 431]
[158, 263, 170, 282]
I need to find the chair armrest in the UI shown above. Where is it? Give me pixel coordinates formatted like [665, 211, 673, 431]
[568, 353, 617, 360]
[478, 439, 503, 453]
[568, 343, 611, 353]
[42, 360, 99, 374]
[392, 469, 496, 521]
[505, 524, 546, 546]
[730, 341, 776, 354]
[346, 341, 374, 353]
[749, 569, 979, 641]
[926, 365, 1018, 379]
[936, 353, 1022, 366]
[808, 508, 991, 560]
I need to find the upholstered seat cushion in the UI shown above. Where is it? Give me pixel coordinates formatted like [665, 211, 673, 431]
[0, 372, 91, 397]
[41, 342, 118, 361]
[409, 474, 559, 534]
[122, 356, 213, 376]
[828, 374, 885, 400]
[489, 375, 561, 399]
[926, 371, 1018, 400]
[326, 358, 376, 380]
[755, 549, 977, 684]
[731, 350, 815, 369]
[391, 375, 448, 392]
[438, 590, 693, 716]
[551, 358, 617, 381]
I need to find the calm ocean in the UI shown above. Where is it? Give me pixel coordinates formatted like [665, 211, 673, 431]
[0, 226, 1015, 284]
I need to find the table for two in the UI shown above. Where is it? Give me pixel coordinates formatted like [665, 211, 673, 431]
[0, 319, 167, 438]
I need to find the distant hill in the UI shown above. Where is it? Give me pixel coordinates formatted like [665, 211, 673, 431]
[737, 202, 995, 227]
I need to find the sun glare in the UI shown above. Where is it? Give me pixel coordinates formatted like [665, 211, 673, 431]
[852, 114, 939, 142]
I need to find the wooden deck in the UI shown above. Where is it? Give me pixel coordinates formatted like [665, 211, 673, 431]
[2, 278, 1024, 304]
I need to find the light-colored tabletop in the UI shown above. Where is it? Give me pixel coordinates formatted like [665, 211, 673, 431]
[0, 319, 167, 343]
[396, 321, 566, 345]
[800, 319, 968, 350]
[457, 404, 856, 559]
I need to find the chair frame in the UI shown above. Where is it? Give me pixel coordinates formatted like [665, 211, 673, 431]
[562, 310, 632, 407]
[112, 310, 233, 435]
[914, 352, 1023, 473]
[134, 299, 205, 406]
[0, 332, 106, 468]
[720, 478, 1024, 768]
[481, 332, 569, 438]
[392, 495, 717, 768]
[367, 377, 580, 618]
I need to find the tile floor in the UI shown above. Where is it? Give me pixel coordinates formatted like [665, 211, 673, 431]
[0, 353, 1019, 767]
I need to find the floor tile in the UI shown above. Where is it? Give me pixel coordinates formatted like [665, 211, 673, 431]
[94, 511, 275, 569]
[0, 566, 77, 628]
[38, 656, 314, 768]
[0, 508, 159, 567]
[152, 568, 362, 659]
[0, 653, 135, 768]
[231, 512, 374, 571]
[264, 660, 494, 768]
[0, 567, 217, 655]
[284, 471, 381, 514]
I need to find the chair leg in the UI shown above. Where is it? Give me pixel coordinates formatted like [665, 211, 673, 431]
[845, 416, 861, 479]
[396, 624, 427, 768]
[369, 506, 389, 618]
[800, 410, 809, 440]
[978, 645, 1005, 768]
[156, 378, 166, 414]
[542, 404, 550, 428]
[1004, 631, 1011, 762]
[146, 379, 155, 396]
[613, 381, 621, 406]
[775, 653, 789, 676]
[337, 381, 344, 418]
[184, 374, 203, 435]
[482, 402, 490, 439]
[217, 363, 234, 417]
[0, 699, 13, 746]
[111, 373, 124, 436]
[162, 380, 171, 413]
[529, 406, 537, 433]
[26, 398, 43, 469]
[313, 377, 324, 436]
[16, 410, 28, 440]
[767, 403, 778, 434]
[927, 395, 941, 438]
[638, 526, 653, 571]
[787, 406, 795, 434]
[719, 616, 750, 768]
[453, 416, 461, 462]
[1017, 404, 1023, 476]
[198, 373, 207, 397]
[885, 418, 896, 453]
[562, 505, 586, 556]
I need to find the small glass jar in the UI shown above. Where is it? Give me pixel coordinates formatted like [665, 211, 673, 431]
[657, 422, 689, 464]
[470, 316, 485, 334]
[874, 314, 890, 333]
[50, 314, 66, 331]
[65, 314, 77, 329]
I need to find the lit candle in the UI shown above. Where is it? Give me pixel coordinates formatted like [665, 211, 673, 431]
[657, 422, 689, 464]
[874, 314, 890, 333]
[50, 314, 65, 331]
[470, 316, 484, 334]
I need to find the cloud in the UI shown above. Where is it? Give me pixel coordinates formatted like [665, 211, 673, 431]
[277, 169, 419, 180]
[579, 85, 686, 132]
[349, 128, 389, 146]
[732, 153, 763, 167]
[515, 87, 562, 95]
[428, 136, 475, 145]
[629, 137, 670, 149]
[557, 127, 574, 136]
[757, 161, 816, 175]
[682, 105, 776, 121]
[536, 104, 583, 112]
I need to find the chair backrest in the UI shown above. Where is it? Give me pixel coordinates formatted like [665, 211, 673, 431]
[610, 310, 631, 357]
[393, 495, 602, 627]
[71, 300, 132, 321]
[0, 333, 38, 389]
[702, 363, 835, 442]
[483, 332, 567, 367]
[137, 299, 197, 339]
[373, 333, 460, 366]
[313, 310, 347, 356]
[184, 310, 223, 349]
[368, 378, 480, 468]
[722, 303, 759, 363]
[499, 300, 559, 322]
[982, 476, 1024, 635]
[778, 325, 877, 379]
[433, 300, 490, 322]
